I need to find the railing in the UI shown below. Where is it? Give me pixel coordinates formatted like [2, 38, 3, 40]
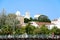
[0, 35, 60, 39]
[0, 35, 59, 40]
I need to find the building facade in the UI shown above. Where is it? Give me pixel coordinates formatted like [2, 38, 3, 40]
[16, 11, 24, 26]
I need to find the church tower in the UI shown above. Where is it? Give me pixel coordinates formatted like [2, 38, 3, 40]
[16, 11, 24, 26]
[16, 11, 21, 21]
[24, 11, 30, 19]
[16, 11, 21, 16]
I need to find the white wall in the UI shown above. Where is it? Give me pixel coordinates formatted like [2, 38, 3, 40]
[51, 18, 60, 29]
[30, 22, 39, 28]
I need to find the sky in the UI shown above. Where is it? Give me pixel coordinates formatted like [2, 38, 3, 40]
[0, 0, 60, 20]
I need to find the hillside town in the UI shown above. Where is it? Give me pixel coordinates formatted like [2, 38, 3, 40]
[16, 11, 60, 29]
[0, 10, 60, 40]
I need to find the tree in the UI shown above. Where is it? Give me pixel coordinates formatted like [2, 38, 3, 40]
[24, 18, 30, 23]
[30, 17, 33, 21]
[33, 27, 40, 35]
[39, 25, 49, 35]
[24, 17, 35, 23]
[33, 18, 38, 21]
[1, 25, 13, 35]
[50, 26, 60, 38]
[25, 23, 36, 35]
[38, 15, 51, 22]
[0, 9, 6, 28]
[15, 27, 26, 35]
[5, 14, 20, 34]
[5, 14, 19, 27]
[51, 26, 60, 35]
[0, 13, 20, 35]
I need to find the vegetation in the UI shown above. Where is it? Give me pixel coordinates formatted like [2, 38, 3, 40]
[0, 9, 20, 35]
[0, 25, 13, 35]
[24, 17, 33, 23]
[0, 9, 60, 36]
[24, 18, 30, 23]
[24, 15, 51, 23]
[15, 27, 26, 35]
[38, 15, 51, 22]
[39, 25, 49, 35]
[50, 26, 60, 35]
[25, 23, 36, 35]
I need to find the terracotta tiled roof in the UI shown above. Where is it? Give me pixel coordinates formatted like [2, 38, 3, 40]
[36, 22, 54, 25]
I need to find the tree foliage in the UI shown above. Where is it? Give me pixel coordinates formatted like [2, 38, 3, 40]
[30, 17, 33, 21]
[1, 25, 13, 35]
[38, 15, 51, 22]
[25, 23, 36, 35]
[24, 18, 30, 23]
[0, 9, 20, 35]
[0, 9, 6, 28]
[50, 26, 60, 35]
[0, 9, 60, 36]
[39, 25, 49, 34]
[5, 14, 20, 34]
[15, 27, 26, 35]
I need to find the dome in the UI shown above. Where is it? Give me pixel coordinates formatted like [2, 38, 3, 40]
[16, 11, 21, 16]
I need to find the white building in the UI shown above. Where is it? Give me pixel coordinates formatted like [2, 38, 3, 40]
[51, 18, 60, 29]
[30, 21, 39, 28]
[15, 11, 60, 29]
[16, 11, 21, 20]
[16, 11, 24, 26]
[30, 21, 52, 28]
[24, 11, 30, 19]
[16, 11, 21, 16]
[34, 14, 41, 19]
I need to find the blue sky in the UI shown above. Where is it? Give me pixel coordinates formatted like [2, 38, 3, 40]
[0, 0, 60, 20]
